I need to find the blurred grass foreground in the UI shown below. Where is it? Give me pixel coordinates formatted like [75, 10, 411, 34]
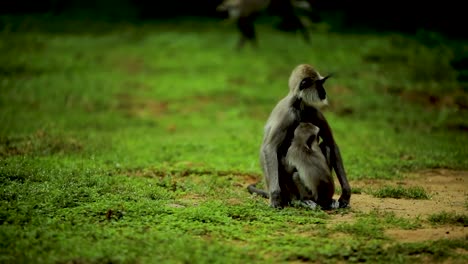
[0, 10, 467, 264]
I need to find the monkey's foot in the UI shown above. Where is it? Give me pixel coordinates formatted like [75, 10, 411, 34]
[330, 200, 350, 209]
[330, 199, 340, 209]
[337, 199, 350, 209]
[269, 191, 283, 209]
[299, 200, 318, 210]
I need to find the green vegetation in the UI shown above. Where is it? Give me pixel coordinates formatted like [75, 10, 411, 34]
[371, 185, 431, 199]
[428, 211, 468, 226]
[334, 210, 421, 239]
[0, 15, 467, 263]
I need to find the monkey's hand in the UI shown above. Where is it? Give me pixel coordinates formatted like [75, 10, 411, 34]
[337, 196, 350, 208]
[337, 185, 351, 208]
[269, 190, 283, 209]
[301, 200, 318, 210]
[330, 199, 340, 209]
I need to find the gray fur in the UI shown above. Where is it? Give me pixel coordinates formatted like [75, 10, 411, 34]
[286, 123, 336, 209]
[249, 64, 351, 209]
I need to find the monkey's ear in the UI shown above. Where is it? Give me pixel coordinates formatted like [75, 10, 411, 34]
[319, 74, 332, 84]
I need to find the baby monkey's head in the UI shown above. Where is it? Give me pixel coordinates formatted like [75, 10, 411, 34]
[294, 123, 320, 150]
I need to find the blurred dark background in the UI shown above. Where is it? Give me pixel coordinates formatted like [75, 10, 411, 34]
[1, 0, 466, 38]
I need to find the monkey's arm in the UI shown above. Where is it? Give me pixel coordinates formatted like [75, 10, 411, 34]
[331, 144, 350, 207]
[260, 120, 291, 208]
[316, 112, 351, 207]
[282, 155, 295, 174]
[260, 126, 282, 208]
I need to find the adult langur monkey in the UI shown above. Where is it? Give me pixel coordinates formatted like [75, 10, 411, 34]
[248, 122, 337, 210]
[216, 0, 311, 50]
[284, 123, 338, 209]
[248, 64, 351, 208]
[216, 0, 270, 49]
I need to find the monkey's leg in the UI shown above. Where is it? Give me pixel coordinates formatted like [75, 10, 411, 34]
[319, 141, 332, 170]
[236, 15, 257, 49]
[300, 28, 311, 43]
[276, 10, 311, 44]
[292, 172, 319, 209]
[292, 172, 309, 200]
[260, 143, 283, 208]
[319, 142, 350, 209]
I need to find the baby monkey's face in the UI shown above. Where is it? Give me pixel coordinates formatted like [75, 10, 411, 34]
[294, 123, 320, 147]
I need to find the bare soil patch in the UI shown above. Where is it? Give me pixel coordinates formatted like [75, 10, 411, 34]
[386, 226, 466, 243]
[332, 169, 467, 242]
[348, 169, 467, 217]
[116, 93, 169, 118]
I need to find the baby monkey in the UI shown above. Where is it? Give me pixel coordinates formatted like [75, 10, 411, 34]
[285, 122, 338, 209]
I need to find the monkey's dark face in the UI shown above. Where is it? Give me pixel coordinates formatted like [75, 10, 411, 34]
[294, 123, 320, 148]
[289, 64, 330, 109]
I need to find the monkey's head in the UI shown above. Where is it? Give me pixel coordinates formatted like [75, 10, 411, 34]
[294, 123, 320, 149]
[288, 64, 331, 109]
[216, 0, 242, 18]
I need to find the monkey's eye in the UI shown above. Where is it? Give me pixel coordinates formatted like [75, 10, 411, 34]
[299, 77, 313, 90]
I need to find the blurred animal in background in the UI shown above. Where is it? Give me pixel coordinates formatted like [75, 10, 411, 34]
[216, 0, 312, 49]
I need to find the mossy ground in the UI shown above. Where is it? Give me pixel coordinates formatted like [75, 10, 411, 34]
[0, 16, 467, 263]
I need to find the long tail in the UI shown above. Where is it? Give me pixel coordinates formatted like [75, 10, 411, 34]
[247, 183, 269, 198]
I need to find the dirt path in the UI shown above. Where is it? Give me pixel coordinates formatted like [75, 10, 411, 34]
[331, 169, 467, 242]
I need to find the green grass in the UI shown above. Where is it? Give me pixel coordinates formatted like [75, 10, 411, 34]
[334, 210, 421, 240]
[0, 15, 467, 263]
[371, 185, 431, 199]
[428, 212, 468, 226]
